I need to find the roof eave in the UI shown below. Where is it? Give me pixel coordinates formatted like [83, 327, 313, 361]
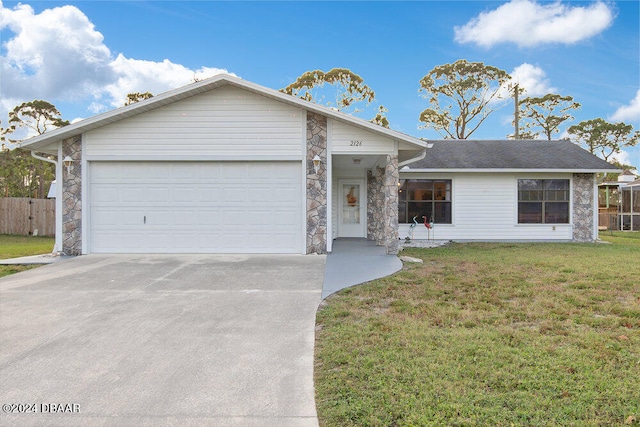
[221, 77, 427, 150]
[20, 74, 427, 151]
[400, 168, 621, 174]
[19, 75, 233, 150]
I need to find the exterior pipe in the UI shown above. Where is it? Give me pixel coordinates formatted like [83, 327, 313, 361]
[31, 150, 57, 166]
[398, 148, 428, 168]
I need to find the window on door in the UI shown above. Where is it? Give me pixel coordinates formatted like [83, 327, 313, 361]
[342, 184, 361, 224]
[398, 180, 452, 224]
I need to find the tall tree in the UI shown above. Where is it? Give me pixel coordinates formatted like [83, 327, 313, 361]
[282, 68, 387, 125]
[3, 100, 70, 143]
[567, 118, 639, 162]
[0, 121, 6, 151]
[1, 101, 68, 198]
[516, 94, 581, 140]
[124, 92, 154, 106]
[418, 59, 510, 139]
[600, 159, 636, 182]
[0, 147, 56, 198]
[370, 105, 390, 128]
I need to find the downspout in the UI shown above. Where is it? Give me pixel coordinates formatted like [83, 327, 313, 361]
[398, 141, 433, 168]
[30, 151, 61, 254]
[631, 184, 635, 232]
[398, 147, 429, 168]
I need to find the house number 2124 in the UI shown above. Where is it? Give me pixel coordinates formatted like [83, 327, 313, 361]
[350, 140, 363, 146]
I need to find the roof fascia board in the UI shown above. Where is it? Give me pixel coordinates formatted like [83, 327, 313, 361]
[400, 168, 621, 174]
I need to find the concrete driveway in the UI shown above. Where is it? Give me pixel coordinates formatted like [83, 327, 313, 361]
[0, 254, 325, 427]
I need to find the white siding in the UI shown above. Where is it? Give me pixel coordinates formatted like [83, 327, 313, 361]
[399, 173, 574, 241]
[84, 86, 304, 159]
[330, 119, 396, 154]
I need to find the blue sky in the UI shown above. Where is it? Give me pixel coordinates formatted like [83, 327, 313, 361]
[1, 0, 639, 169]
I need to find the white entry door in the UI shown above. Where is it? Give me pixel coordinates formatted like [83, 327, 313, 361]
[338, 179, 366, 238]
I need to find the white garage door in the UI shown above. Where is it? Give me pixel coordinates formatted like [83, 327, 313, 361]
[90, 162, 303, 253]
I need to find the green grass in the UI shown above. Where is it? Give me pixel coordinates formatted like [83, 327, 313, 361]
[0, 234, 55, 278]
[315, 232, 640, 426]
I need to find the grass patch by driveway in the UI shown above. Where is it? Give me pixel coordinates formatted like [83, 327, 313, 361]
[0, 234, 55, 278]
[315, 233, 640, 426]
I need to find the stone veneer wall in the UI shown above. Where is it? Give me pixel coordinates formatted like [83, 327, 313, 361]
[572, 173, 595, 242]
[366, 156, 399, 254]
[62, 135, 82, 255]
[306, 113, 328, 254]
[383, 155, 399, 254]
[367, 166, 385, 244]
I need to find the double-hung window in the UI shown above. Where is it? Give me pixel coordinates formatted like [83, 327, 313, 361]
[399, 180, 452, 224]
[518, 179, 570, 224]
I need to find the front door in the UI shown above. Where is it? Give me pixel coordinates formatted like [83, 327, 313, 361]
[338, 179, 366, 237]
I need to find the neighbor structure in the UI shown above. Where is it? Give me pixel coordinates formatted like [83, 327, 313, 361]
[20, 75, 617, 256]
[598, 171, 640, 231]
[620, 178, 640, 231]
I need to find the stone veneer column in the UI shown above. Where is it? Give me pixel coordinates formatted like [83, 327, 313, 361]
[367, 166, 385, 244]
[383, 155, 399, 254]
[572, 173, 595, 242]
[62, 135, 82, 255]
[306, 113, 328, 254]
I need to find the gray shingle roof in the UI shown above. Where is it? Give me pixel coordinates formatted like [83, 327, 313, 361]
[405, 140, 618, 171]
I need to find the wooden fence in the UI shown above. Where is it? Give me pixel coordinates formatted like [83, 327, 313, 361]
[0, 197, 55, 236]
[598, 212, 619, 231]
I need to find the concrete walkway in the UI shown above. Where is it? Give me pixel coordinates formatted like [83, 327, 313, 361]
[322, 238, 403, 299]
[0, 253, 70, 265]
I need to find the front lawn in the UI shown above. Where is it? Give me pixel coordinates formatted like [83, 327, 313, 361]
[315, 233, 640, 426]
[0, 234, 55, 278]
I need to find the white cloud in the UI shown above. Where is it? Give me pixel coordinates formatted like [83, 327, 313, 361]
[611, 149, 632, 167]
[610, 89, 640, 123]
[0, 2, 234, 123]
[511, 62, 558, 96]
[454, 0, 614, 48]
[0, 3, 113, 101]
[510, 63, 557, 96]
[103, 55, 234, 108]
[497, 63, 556, 100]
